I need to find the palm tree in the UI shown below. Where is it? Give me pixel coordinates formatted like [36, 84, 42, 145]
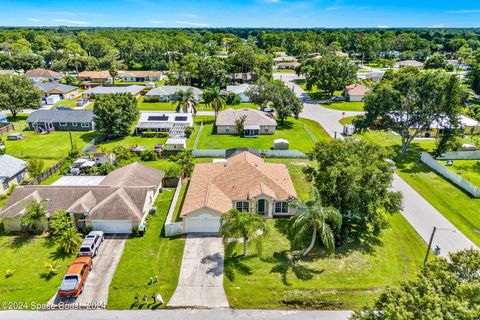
[56, 227, 83, 254]
[203, 87, 226, 119]
[173, 88, 198, 114]
[21, 200, 47, 233]
[289, 190, 342, 256]
[220, 209, 268, 256]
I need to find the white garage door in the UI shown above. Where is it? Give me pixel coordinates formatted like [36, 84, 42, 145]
[186, 215, 221, 234]
[92, 220, 132, 234]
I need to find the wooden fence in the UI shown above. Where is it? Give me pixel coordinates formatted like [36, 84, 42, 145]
[28, 159, 66, 185]
[162, 177, 180, 188]
[0, 123, 14, 136]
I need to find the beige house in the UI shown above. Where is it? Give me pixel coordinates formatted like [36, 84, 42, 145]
[78, 70, 112, 83]
[0, 162, 164, 233]
[345, 83, 369, 102]
[25, 68, 63, 82]
[121, 71, 163, 82]
[181, 152, 297, 233]
[216, 108, 277, 137]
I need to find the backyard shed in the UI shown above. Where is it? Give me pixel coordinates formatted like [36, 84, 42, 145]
[273, 139, 289, 150]
[165, 138, 186, 151]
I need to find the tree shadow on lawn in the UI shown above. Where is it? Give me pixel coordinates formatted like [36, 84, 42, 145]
[5, 233, 36, 249]
[391, 144, 431, 175]
[276, 120, 294, 131]
[79, 131, 100, 144]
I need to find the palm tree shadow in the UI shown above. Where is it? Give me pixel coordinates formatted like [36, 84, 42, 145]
[223, 242, 253, 281]
[266, 250, 323, 286]
[7, 234, 35, 249]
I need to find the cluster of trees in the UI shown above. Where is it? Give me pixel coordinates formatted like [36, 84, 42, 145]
[358, 67, 464, 157]
[246, 78, 303, 123]
[352, 249, 480, 319]
[298, 53, 358, 96]
[0, 75, 43, 118]
[93, 93, 139, 138]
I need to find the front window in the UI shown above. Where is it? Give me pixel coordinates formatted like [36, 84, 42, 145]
[81, 123, 89, 128]
[59, 122, 67, 126]
[236, 201, 249, 212]
[275, 201, 288, 213]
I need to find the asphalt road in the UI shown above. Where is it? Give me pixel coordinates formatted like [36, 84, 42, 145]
[274, 72, 478, 257]
[0, 309, 353, 320]
[168, 235, 229, 308]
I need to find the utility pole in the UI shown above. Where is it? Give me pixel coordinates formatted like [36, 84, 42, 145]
[424, 226, 436, 266]
[69, 131, 73, 149]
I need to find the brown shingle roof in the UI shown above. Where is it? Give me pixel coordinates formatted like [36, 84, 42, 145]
[345, 83, 369, 96]
[181, 152, 297, 216]
[0, 162, 165, 222]
[216, 108, 277, 127]
[78, 70, 110, 79]
[25, 68, 63, 78]
[99, 162, 164, 187]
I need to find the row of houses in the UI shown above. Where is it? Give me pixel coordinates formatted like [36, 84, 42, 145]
[20, 69, 164, 83]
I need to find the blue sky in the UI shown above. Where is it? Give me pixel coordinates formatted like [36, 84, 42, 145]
[0, 0, 480, 28]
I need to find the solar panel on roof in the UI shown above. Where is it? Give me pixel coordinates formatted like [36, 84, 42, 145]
[148, 115, 169, 121]
[174, 116, 188, 121]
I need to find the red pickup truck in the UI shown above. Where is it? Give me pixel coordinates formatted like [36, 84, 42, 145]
[58, 256, 93, 298]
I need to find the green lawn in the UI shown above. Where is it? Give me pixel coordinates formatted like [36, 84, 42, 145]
[196, 117, 329, 153]
[322, 101, 365, 112]
[4, 130, 96, 160]
[1, 114, 29, 133]
[358, 129, 480, 247]
[54, 99, 78, 109]
[224, 213, 426, 310]
[108, 188, 185, 309]
[339, 116, 360, 125]
[171, 180, 190, 222]
[441, 160, 480, 187]
[0, 234, 76, 308]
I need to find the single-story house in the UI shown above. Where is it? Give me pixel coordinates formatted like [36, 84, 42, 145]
[345, 83, 369, 102]
[181, 152, 297, 233]
[0, 154, 27, 195]
[135, 112, 193, 135]
[82, 85, 144, 98]
[78, 70, 112, 83]
[395, 60, 424, 69]
[26, 109, 95, 132]
[144, 86, 202, 102]
[121, 71, 163, 82]
[273, 51, 287, 57]
[275, 62, 301, 70]
[25, 68, 63, 82]
[0, 162, 164, 233]
[34, 82, 80, 100]
[335, 51, 349, 57]
[223, 84, 254, 102]
[357, 71, 385, 82]
[273, 56, 297, 63]
[228, 72, 258, 83]
[216, 108, 277, 137]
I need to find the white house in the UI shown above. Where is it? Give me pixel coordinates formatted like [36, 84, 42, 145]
[135, 112, 193, 135]
[345, 84, 369, 102]
[121, 71, 163, 82]
[224, 84, 254, 102]
[144, 86, 202, 102]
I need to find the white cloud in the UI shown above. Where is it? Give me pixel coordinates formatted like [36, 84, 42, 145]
[176, 21, 210, 27]
[448, 9, 480, 14]
[149, 20, 162, 24]
[54, 19, 88, 25]
[179, 13, 198, 18]
[377, 25, 389, 28]
[77, 12, 104, 17]
[27, 18, 41, 22]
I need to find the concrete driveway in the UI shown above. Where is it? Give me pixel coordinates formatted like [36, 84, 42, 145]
[48, 234, 127, 308]
[168, 234, 229, 308]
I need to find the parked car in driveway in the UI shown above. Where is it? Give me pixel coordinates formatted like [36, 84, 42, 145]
[76, 98, 89, 107]
[330, 95, 345, 102]
[58, 256, 93, 298]
[87, 231, 105, 242]
[78, 233, 102, 257]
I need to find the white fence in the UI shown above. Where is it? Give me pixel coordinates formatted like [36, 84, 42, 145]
[421, 152, 480, 198]
[436, 151, 480, 160]
[164, 177, 184, 237]
[193, 149, 308, 159]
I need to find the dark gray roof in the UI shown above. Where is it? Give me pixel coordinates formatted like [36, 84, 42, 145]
[26, 109, 94, 123]
[0, 154, 27, 180]
[34, 82, 78, 94]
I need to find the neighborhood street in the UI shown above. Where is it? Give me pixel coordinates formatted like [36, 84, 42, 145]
[274, 72, 479, 258]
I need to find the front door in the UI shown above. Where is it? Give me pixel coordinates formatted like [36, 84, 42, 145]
[257, 199, 265, 214]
